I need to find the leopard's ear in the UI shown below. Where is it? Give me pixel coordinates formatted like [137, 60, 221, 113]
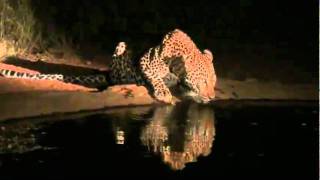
[203, 49, 214, 61]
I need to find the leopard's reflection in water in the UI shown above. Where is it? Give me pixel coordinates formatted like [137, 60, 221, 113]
[140, 103, 216, 170]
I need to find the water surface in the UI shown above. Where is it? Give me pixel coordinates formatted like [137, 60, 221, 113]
[0, 101, 318, 179]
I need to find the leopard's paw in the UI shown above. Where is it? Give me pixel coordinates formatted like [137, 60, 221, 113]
[154, 89, 174, 104]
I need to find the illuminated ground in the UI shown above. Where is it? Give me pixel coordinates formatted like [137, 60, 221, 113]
[0, 61, 317, 122]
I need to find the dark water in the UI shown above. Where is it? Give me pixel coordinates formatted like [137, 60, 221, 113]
[0, 101, 318, 179]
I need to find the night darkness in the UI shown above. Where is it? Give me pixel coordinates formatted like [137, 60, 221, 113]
[0, 1, 318, 179]
[29, 0, 318, 83]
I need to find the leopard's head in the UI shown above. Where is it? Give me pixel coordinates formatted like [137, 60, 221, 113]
[182, 49, 217, 103]
[113, 42, 127, 57]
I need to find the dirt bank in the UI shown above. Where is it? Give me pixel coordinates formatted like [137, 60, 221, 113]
[0, 62, 317, 122]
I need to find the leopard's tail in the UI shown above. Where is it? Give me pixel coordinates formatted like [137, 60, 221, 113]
[0, 69, 109, 88]
[0, 69, 64, 80]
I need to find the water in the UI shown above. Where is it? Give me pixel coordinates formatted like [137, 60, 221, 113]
[0, 101, 318, 179]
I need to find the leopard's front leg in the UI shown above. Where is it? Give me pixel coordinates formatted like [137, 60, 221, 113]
[151, 76, 174, 104]
[140, 47, 174, 104]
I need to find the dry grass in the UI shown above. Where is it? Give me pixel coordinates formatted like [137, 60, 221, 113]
[0, 0, 41, 58]
[0, 0, 80, 63]
[0, 41, 16, 59]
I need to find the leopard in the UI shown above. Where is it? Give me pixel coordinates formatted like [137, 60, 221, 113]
[109, 42, 145, 85]
[0, 29, 216, 104]
[111, 29, 217, 104]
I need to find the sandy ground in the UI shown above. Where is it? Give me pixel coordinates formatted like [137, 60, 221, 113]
[0, 61, 317, 122]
